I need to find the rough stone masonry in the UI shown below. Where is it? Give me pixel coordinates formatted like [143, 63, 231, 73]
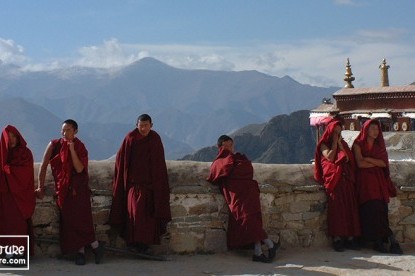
[32, 160, 415, 256]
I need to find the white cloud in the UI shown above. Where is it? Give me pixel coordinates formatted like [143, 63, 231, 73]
[75, 38, 143, 68]
[0, 38, 28, 65]
[1, 30, 414, 88]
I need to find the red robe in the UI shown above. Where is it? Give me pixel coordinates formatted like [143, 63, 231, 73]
[353, 119, 396, 204]
[109, 129, 171, 245]
[207, 147, 267, 249]
[353, 119, 395, 240]
[314, 120, 360, 237]
[49, 138, 96, 254]
[0, 125, 35, 256]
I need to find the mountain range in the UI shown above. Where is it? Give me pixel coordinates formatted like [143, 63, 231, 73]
[0, 57, 337, 161]
[181, 110, 317, 163]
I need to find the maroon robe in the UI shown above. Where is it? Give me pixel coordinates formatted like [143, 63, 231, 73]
[207, 147, 267, 249]
[49, 138, 96, 254]
[353, 119, 395, 240]
[109, 129, 171, 245]
[314, 121, 360, 237]
[0, 125, 35, 256]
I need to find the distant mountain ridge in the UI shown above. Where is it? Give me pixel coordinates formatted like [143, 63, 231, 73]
[181, 110, 316, 164]
[0, 58, 336, 161]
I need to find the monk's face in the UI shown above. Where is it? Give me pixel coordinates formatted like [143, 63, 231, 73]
[222, 140, 234, 153]
[61, 123, 77, 141]
[8, 131, 18, 148]
[137, 120, 152, 136]
[367, 123, 379, 140]
[333, 125, 342, 136]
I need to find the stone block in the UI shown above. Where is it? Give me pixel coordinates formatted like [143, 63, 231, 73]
[92, 209, 110, 225]
[46, 244, 61, 257]
[91, 195, 112, 207]
[282, 212, 302, 221]
[289, 201, 311, 213]
[403, 226, 415, 241]
[170, 205, 188, 217]
[280, 229, 299, 247]
[204, 229, 227, 253]
[286, 221, 305, 230]
[188, 201, 219, 215]
[32, 206, 59, 226]
[302, 211, 321, 220]
[170, 231, 204, 253]
[400, 213, 415, 225]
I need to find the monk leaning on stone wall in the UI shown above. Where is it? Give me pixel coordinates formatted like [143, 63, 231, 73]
[352, 119, 402, 255]
[207, 135, 280, 263]
[314, 119, 360, 252]
[36, 119, 105, 265]
[0, 125, 35, 266]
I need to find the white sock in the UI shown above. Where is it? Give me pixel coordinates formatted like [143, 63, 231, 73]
[254, 242, 262, 256]
[263, 238, 273, 248]
[91, 240, 99, 249]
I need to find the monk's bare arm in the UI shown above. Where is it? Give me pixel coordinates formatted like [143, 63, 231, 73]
[68, 142, 84, 173]
[36, 142, 53, 199]
[364, 157, 387, 167]
[321, 140, 338, 162]
[353, 144, 375, 168]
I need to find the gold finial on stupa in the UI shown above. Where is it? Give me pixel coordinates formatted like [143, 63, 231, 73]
[344, 58, 355, 88]
[379, 58, 390, 87]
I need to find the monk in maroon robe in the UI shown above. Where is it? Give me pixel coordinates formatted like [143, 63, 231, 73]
[353, 119, 402, 254]
[207, 135, 279, 263]
[37, 119, 104, 265]
[0, 125, 35, 260]
[314, 120, 360, 252]
[109, 114, 171, 254]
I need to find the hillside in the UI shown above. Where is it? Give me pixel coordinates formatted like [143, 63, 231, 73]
[0, 58, 335, 161]
[181, 110, 316, 163]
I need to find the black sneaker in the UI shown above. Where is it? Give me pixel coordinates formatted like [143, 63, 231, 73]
[268, 240, 280, 260]
[389, 242, 403, 255]
[333, 240, 344, 252]
[93, 241, 106, 264]
[373, 240, 388, 253]
[75, 252, 86, 265]
[252, 254, 272, 263]
[344, 239, 361, 250]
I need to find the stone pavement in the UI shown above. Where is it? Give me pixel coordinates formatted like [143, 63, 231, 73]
[1, 243, 415, 275]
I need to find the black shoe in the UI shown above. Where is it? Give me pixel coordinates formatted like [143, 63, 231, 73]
[373, 240, 388, 253]
[344, 239, 361, 251]
[75, 252, 86, 265]
[252, 254, 272, 263]
[333, 240, 344, 252]
[93, 241, 106, 264]
[390, 242, 403, 255]
[268, 240, 280, 260]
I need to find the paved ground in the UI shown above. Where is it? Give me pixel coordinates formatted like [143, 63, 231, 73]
[1, 243, 415, 275]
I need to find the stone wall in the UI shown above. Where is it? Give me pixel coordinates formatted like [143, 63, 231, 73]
[33, 160, 415, 256]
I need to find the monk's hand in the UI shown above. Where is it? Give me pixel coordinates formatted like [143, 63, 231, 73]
[35, 187, 45, 199]
[3, 164, 11, 174]
[68, 141, 75, 152]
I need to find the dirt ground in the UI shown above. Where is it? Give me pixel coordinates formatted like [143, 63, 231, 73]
[1, 243, 415, 275]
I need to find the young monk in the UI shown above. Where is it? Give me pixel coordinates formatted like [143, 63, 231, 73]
[207, 135, 279, 263]
[109, 114, 171, 255]
[314, 120, 360, 252]
[352, 119, 402, 254]
[0, 125, 35, 261]
[36, 119, 104, 265]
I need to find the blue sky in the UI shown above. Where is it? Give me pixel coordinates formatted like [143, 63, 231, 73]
[0, 0, 414, 87]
